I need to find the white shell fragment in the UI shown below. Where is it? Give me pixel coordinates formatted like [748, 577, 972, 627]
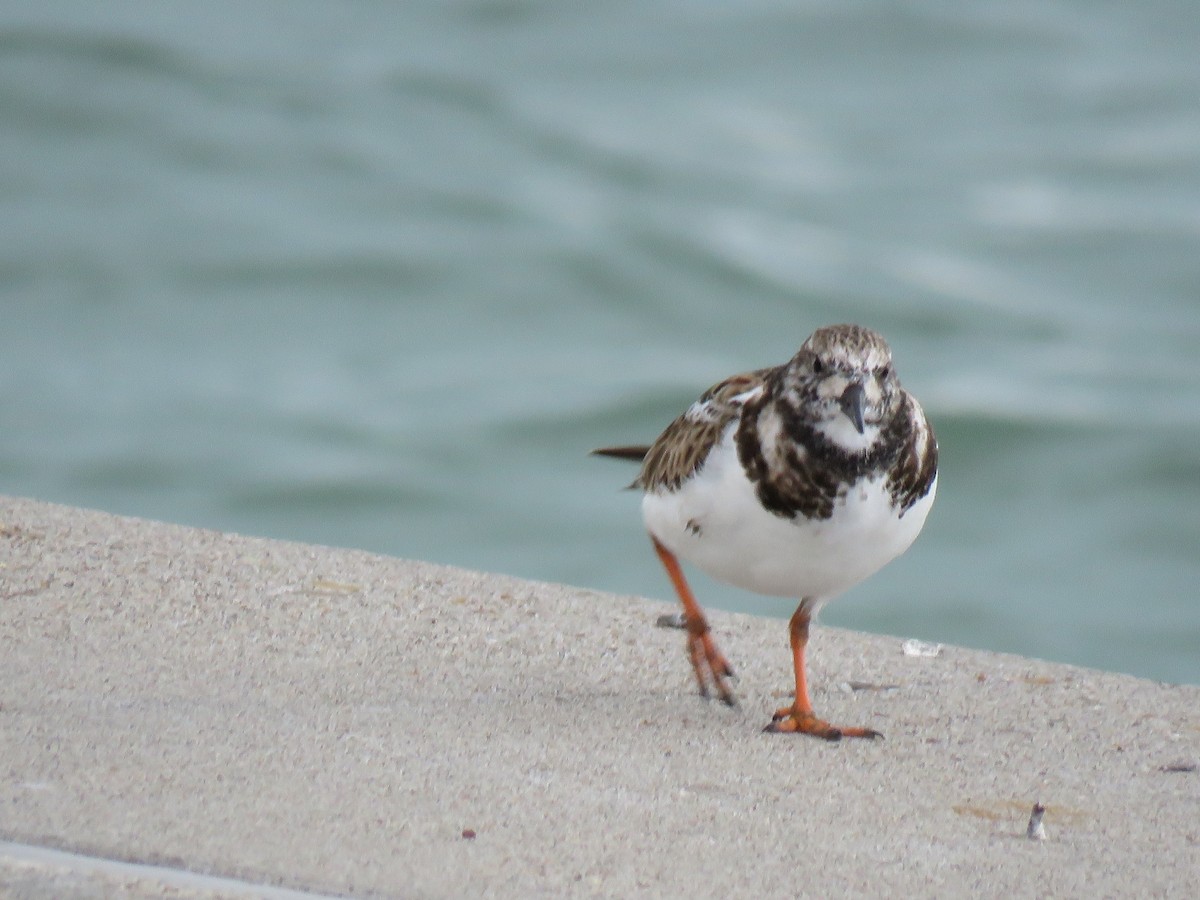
[902, 638, 943, 658]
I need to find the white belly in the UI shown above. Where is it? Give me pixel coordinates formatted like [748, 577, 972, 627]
[642, 429, 936, 602]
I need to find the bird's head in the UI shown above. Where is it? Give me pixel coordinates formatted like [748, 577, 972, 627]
[781, 324, 902, 454]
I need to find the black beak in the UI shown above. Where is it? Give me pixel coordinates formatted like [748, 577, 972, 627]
[839, 382, 866, 434]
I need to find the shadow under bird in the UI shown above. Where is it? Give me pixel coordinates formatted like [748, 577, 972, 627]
[594, 324, 938, 740]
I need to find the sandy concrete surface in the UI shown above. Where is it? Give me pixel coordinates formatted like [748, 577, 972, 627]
[1, 495, 1197, 899]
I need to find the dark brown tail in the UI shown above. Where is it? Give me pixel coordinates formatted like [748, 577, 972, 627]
[590, 445, 651, 463]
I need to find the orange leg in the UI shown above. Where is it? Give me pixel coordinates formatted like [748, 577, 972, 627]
[765, 604, 882, 741]
[651, 536, 736, 706]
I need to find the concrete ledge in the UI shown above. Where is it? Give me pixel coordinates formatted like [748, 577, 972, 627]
[2, 496, 1197, 898]
[0, 839, 340, 899]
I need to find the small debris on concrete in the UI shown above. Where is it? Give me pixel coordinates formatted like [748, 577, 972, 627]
[656, 612, 687, 629]
[1159, 761, 1197, 774]
[1026, 803, 1047, 841]
[902, 639, 943, 658]
[841, 681, 899, 693]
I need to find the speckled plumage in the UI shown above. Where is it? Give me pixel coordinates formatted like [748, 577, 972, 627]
[594, 324, 938, 739]
[607, 324, 936, 524]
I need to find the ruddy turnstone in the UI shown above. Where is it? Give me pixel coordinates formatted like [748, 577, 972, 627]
[594, 324, 937, 740]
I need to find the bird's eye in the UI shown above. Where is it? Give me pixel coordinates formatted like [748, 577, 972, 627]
[812, 358, 824, 374]
[879, 366, 891, 378]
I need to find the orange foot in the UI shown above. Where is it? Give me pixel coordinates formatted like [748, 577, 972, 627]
[764, 705, 883, 741]
[685, 621, 736, 706]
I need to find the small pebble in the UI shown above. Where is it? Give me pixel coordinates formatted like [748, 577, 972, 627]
[1026, 803, 1046, 841]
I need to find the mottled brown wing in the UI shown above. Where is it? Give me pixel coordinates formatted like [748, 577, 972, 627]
[888, 391, 939, 514]
[635, 367, 773, 493]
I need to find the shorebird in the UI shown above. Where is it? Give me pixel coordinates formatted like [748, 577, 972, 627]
[594, 324, 937, 739]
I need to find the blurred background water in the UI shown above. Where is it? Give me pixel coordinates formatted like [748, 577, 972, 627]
[2, 1, 1198, 685]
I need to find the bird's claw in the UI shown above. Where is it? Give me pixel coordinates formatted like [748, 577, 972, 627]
[765, 707, 882, 741]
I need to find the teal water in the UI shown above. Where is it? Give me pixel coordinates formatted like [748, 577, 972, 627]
[2, 2, 1198, 685]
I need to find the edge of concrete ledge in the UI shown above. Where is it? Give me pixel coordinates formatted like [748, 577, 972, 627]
[0, 840, 342, 900]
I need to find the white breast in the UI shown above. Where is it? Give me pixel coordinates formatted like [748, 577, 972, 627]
[642, 426, 936, 604]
